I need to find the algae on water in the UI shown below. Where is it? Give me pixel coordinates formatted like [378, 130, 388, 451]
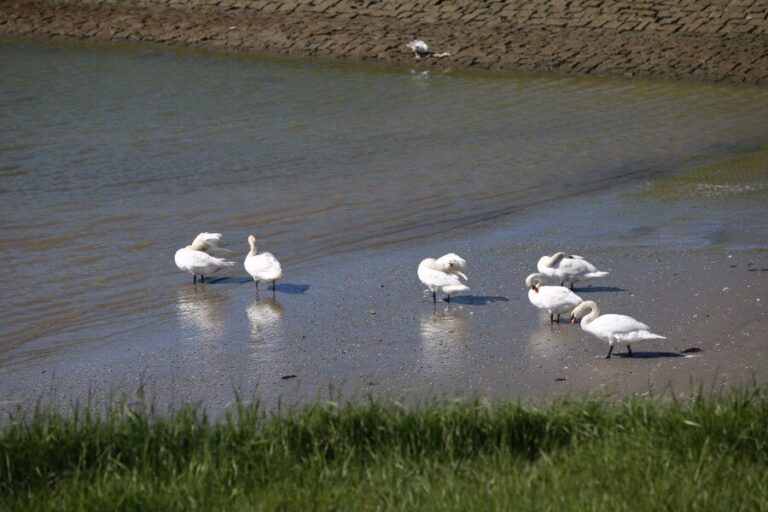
[646, 147, 768, 202]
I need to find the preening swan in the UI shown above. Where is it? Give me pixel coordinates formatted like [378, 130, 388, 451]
[537, 252, 609, 289]
[175, 232, 235, 283]
[244, 235, 283, 294]
[570, 300, 666, 358]
[418, 253, 469, 303]
[406, 39, 451, 58]
[525, 273, 583, 324]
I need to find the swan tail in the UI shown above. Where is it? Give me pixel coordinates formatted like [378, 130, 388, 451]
[647, 333, 666, 340]
[585, 271, 609, 279]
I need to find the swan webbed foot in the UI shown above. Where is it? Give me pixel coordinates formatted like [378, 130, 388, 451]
[200, 275, 205, 283]
[556, 313, 561, 322]
[570, 282, 574, 291]
[446, 294, 451, 303]
[271, 281, 277, 295]
[606, 345, 614, 359]
[627, 345, 633, 357]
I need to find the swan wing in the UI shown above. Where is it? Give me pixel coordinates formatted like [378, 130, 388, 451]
[593, 314, 651, 335]
[539, 286, 583, 308]
[192, 232, 223, 247]
[418, 266, 465, 289]
[245, 252, 282, 279]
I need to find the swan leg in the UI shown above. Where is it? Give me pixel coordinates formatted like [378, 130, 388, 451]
[606, 341, 614, 359]
[446, 294, 451, 303]
[570, 282, 574, 291]
[549, 313, 554, 325]
[272, 281, 277, 295]
[432, 291, 436, 304]
[556, 313, 561, 322]
[193, 274, 196, 284]
[627, 344, 633, 357]
[200, 275, 204, 283]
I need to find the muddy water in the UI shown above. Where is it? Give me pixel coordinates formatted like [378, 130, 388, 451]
[1, 40, 767, 409]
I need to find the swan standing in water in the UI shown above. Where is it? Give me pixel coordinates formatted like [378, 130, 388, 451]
[537, 252, 609, 289]
[418, 253, 469, 303]
[570, 300, 666, 358]
[525, 273, 583, 325]
[244, 235, 283, 294]
[175, 232, 235, 283]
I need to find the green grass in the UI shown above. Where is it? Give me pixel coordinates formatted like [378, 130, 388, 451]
[2, 389, 768, 511]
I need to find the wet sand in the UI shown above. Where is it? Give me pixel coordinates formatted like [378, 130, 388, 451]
[2, 173, 766, 415]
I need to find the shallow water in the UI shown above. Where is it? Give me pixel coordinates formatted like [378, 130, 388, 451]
[1, 40, 767, 407]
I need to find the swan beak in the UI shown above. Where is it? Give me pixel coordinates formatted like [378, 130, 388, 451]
[570, 315, 577, 325]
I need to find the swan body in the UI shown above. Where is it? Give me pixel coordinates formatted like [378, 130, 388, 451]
[418, 253, 469, 303]
[244, 235, 283, 292]
[175, 233, 235, 283]
[407, 39, 451, 58]
[525, 273, 583, 324]
[571, 300, 666, 358]
[537, 252, 609, 289]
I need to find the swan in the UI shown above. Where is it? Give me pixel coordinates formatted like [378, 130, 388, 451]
[570, 300, 666, 358]
[418, 253, 469, 303]
[406, 39, 451, 58]
[175, 233, 235, 283]
[537, 252, 609, 289]
[525, 273, 583, 324]
[244, 235, 283, 293]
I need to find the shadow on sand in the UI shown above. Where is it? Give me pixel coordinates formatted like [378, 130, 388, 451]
[274, 283, 310, 295]
[448, 295, 509, 305]
[207, 276, 253, 284]
[615, 351, 685, 359]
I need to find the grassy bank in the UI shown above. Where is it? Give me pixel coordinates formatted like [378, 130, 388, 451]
[2, 390, 767, 511]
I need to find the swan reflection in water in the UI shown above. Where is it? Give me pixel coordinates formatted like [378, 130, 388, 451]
[527, 321, 569, 361]
[246, 297, 284, 343]
[176, 285, 229, 342]
[419, 308, 470, 369]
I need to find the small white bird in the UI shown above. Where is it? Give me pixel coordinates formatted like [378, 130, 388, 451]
[525, 273, 583, 325]
[570, 300, 666, 358]
[537, 252, 609, 290]
[244, 235, 283, 294]
[406, 39, 451, 59]
[418, 253, 469, 303]
[175, 232, 235, 283]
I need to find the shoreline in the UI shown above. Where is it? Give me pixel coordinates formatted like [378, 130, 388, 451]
[2, 0, 767, 84]
[2, 170, 766, 414]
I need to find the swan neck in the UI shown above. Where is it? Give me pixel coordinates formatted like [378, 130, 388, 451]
[581, 302, 600, 326]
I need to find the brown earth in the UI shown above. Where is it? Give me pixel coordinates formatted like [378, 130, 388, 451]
[1, 0, 767, 83]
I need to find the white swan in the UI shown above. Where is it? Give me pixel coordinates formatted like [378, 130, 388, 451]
[537, 252, 609, 289]
[244, 235, 283, 293]
[418, 253, 469, 303]
[570, 300, 666, 358]
[175, 233, 235, 283]
[525, 273, 583, 324]
[406, 39, 451, 58]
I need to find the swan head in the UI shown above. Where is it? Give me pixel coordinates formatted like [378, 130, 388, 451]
[525, 273, 544, 292]
[570, 300, 598, 324]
